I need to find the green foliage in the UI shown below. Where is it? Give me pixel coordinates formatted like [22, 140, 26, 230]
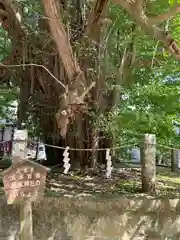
[0, 25, 16, 122]
[0, 87, 18, 121]
[1, 0, 180, 149]
[96, 1, 180, 147]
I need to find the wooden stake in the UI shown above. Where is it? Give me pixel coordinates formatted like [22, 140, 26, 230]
[141, 134, 156, 193]
[20, 201, 33, 240]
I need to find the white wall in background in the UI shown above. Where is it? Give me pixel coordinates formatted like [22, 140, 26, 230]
[3, 127, 13, 141]
[131, 148, 140, 163]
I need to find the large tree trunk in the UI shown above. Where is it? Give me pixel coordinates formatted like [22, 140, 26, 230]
[44, 135, 65, 166]
[0, 0, 113, 169]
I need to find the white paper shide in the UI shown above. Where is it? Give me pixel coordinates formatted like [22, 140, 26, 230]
[63, 146, 71, 174]
[105, 149, 113, 178]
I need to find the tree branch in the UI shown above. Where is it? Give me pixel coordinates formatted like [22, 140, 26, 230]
[85, 0, 108, 39]
[113, 0, 180, 60]
[135, 0, 144, 8]
[43, 0, 79, 81]
[0, 0, 24, 38]
[0, 0, 25, 73]
[149, 4, 180, 25]
[132, 58, 163, 68]
[0, 8, 8, 18]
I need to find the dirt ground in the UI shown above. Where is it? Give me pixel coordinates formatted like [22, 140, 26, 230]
[45, 166, 180, 198]
[0, 165, 180, 199]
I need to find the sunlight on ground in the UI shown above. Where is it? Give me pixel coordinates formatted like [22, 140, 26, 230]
[157, 175, 180, 184]
[157, 167, 180, 184]
[0, 165, 180, 198]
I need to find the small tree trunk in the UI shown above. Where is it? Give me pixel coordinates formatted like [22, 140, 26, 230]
[171, 148, 178, 173]
[91, 128, 98, 169]
[141, 134, 156, 194]
[35, 140, 39, 161]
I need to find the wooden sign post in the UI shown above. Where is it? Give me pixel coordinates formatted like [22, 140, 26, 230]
[3, 130, 49, 240]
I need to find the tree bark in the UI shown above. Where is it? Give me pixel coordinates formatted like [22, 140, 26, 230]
[171, 148, 178, 173]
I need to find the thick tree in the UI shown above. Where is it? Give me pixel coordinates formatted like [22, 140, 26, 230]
[0, 0, 180, 168]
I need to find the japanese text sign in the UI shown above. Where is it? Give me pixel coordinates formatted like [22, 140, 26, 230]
[3, 160, 48, 204]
